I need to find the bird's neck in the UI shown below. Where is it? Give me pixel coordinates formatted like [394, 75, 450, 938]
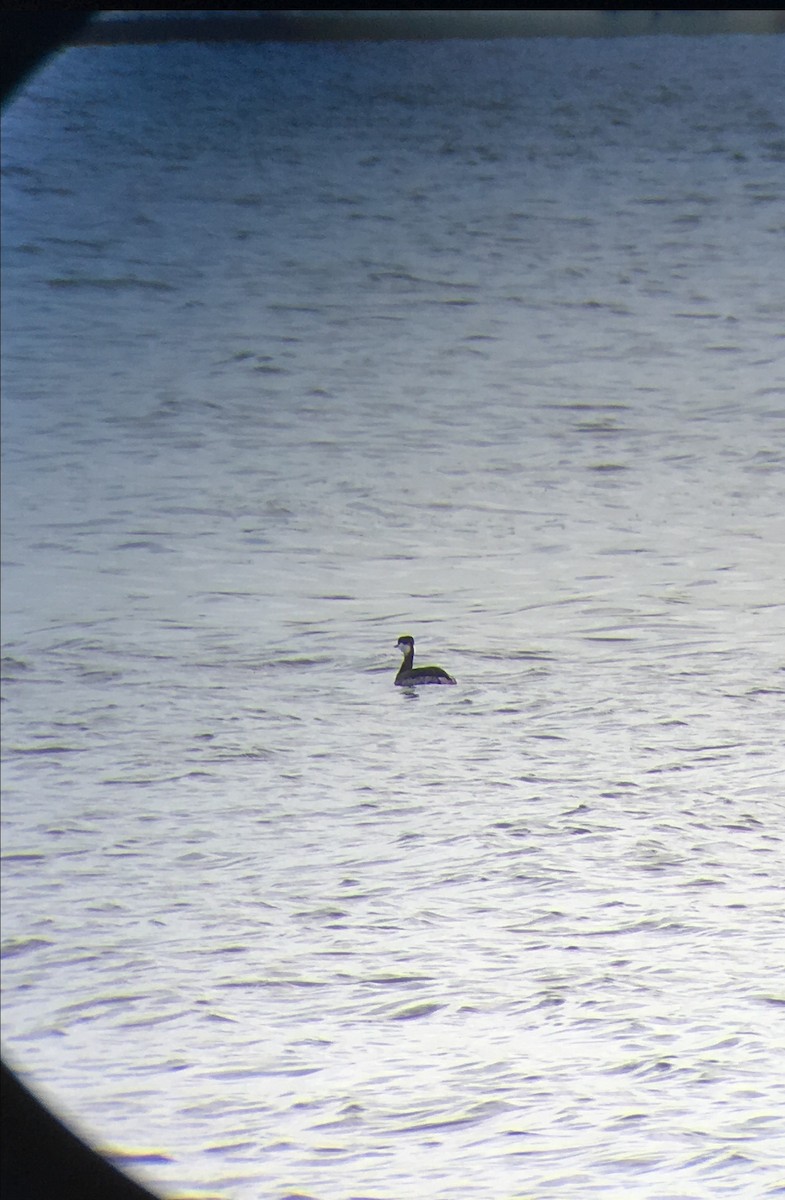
[396, 647, 414, 677]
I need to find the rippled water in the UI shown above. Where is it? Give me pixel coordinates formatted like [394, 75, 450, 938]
[2, 33, 785, 1200]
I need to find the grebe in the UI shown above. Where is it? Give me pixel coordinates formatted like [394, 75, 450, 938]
[394, 635, 456, 686]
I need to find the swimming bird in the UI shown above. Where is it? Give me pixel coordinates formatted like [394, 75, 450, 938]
[394, 635, 456, 686]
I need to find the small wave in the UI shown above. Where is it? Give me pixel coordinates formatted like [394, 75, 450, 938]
[388, 1001, 445, 1021]
[102, 1147, 174, 1166]
[209, 1065, 320, 1080]
[47, 276, 175, 292]
[366, 974, 435, 987]
[1, 936, 53, 959]
[204, 1139, 256, 1154]
[43, 235, 109, 251]
[0, 657, 32, 678]
[474, 648, 554, 662]
[113, 540, 171, 553]
[8, 744, 84, 756]
[24, 185, 73, 197]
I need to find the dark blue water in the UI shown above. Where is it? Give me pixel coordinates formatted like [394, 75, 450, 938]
[2, 34, 785, 1200]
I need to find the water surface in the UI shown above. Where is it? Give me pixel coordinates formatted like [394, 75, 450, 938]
[2, 33, 785, 1200]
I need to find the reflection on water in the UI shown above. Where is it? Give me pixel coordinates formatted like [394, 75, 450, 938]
[2, 32, 785, 1200]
